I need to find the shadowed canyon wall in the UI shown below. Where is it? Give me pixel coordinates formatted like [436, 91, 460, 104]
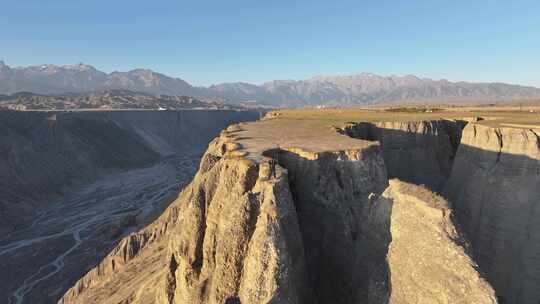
[340, 120, 466, 191]
[0, 110, 261, 235]
[444, 124, 540, 304]
[344, 120, 540, 303]
[264, 146, 388, 303]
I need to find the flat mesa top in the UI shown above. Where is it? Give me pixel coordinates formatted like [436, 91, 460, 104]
[230, 108, 540, 160]
[234, 118, 377, 159]
[272, 108, 540, 128]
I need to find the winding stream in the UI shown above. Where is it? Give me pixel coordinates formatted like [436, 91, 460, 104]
[0, 156, 198, 304]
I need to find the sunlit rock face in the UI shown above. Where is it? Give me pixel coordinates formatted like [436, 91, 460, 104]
[60, 118, 503, 304]
[364, 179, 496, 304]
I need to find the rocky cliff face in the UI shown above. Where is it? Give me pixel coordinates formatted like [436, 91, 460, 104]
[344, 119, 540, 303]
[165, 144, 313, 304]
[341, 120, 466, 191]
[60, 118, 498, 304]
[61, 127, 315, 304]
[60, 126, 389, 304]
[264, 146, 388, 303]
[444, 124, 540, 304]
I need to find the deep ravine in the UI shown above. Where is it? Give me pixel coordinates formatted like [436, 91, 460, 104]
[343, 119, 540, 304]
[57, 117, 540, 304]
[8, 112, 537, 304]
[0, 110, 261, 304]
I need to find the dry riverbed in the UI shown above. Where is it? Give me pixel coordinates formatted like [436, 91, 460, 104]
[0, 155, 199, 304]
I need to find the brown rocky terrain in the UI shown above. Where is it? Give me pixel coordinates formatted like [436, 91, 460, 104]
[58, 108, 540, 304]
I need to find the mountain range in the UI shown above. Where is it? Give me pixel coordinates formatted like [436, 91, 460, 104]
[1, 60, 539, 107]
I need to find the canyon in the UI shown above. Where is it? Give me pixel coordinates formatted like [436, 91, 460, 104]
[1, 108, 538, 304]
[51, 109, 538, 304]
[0, 109, 261, 303]
[2, 2, 540, 303]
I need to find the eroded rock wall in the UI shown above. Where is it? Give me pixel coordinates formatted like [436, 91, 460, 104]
[60, 130, 312, 304]
[267, 147, 387, 303]
[0, 111, 159, 235]
[341, 120, 466, 191]
[167, 143, 312, 304]
[444, 124, 540, 304]
[60, 121, 498, 304]
[365, 180, 496, 303]
[107, 110, 260, 156]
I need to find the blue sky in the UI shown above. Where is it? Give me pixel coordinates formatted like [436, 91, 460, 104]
[1, 0, 539, 87]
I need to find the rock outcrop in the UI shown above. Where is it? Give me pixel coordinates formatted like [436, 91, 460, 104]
[60, 118, 497, 304]
[341, 120, 465, 191]
[444, 124, 540, 304]
[364, 179, 496, 303]
[264, 146, 387, 303]
[61, 127, 315, 304]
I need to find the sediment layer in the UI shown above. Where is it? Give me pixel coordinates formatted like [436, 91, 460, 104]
[341, 120, 466, 191]
[444, 123, 540, 304]
[364, 179, 496, 303]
